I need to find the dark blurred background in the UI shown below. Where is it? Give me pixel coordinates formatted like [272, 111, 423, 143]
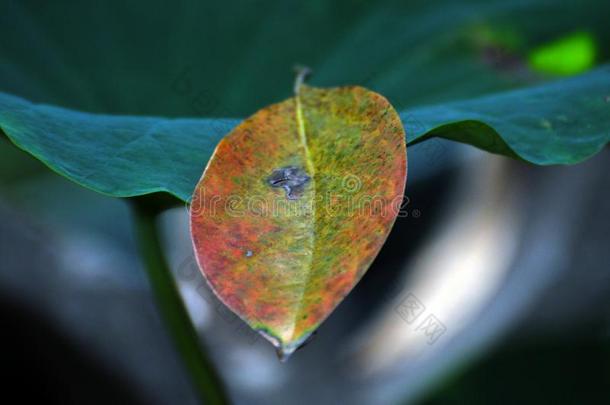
[1, 1, 609, 404]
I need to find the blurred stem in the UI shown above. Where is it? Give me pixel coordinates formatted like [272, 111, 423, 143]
[293, 65, 311, 95]
[131, 200, 229, 405]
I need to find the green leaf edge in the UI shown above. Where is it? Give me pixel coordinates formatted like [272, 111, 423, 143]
[2, 68, 609, 203]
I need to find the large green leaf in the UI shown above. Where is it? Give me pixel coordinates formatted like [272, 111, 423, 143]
[2, 67, 609, 202]
[1, 0, 610, 201]
[405, 66, 610, 164]
[2, 0, 610, 116]
[0, 91, 236, 201]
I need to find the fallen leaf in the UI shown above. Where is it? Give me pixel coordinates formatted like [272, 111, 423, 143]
[190, 81, 407, 359]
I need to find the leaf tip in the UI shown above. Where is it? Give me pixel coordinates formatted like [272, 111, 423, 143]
[276, 345, 297, 363]
[257, 327, 315, 362]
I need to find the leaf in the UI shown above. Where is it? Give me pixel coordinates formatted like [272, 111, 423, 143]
[2, 0, 610, 201]
[0, 91, 237, 201]
[3, 0, 610, 116]
[405, 66, 610, 165]
[2, 68, 609, 202]
[189, 84, 407, 358]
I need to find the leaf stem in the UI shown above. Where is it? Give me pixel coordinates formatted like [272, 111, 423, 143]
[130, 199, 229, 405]
[293, 65, 312, 95]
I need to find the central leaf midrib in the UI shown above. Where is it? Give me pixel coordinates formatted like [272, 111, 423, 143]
[288, 88, 317, 344]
